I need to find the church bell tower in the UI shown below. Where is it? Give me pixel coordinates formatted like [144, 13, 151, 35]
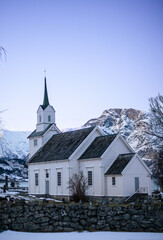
[36, 77, 56, 132]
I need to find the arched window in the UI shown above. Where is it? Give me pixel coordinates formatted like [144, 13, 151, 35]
[48, 115, 51, 122]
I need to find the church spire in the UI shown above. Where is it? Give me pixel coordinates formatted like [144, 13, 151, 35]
[43, 77, 49, 109]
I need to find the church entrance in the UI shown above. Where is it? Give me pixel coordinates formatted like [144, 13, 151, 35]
[45, 180, 49, 194]
[135, 177, 139, 192]
[45, 169, 50, 195]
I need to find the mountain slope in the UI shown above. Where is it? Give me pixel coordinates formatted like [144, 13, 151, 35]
[84, 108, 160, 159]
[0, 158, 28, 181]
[0, 130, 30, 181]
[0, 130, 30, 159]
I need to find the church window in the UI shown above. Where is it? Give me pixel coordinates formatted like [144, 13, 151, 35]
[45, 170, 49, 178]
[39, 116, 41, 122]
[34, 139, 37, 146]
[112, 177, 116, 186]
[35, 173, 39, 186]
[48, 115, 51, 122]
[88, 171, 93, 186]
[57, 172, 61, 186]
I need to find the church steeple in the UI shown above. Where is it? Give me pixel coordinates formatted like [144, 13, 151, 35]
[28, 75, 60, 158]
[42, 77, 49, 109]
[36, 76, 56, 132]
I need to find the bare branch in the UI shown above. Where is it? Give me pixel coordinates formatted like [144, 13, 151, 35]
[0, 46, 7, 60]
[147, 93, 163, 142]
[147, 94, 163, 189]
[67, 171, 89, 202]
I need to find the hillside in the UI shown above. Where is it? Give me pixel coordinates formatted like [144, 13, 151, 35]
[0, 130, 30, 181]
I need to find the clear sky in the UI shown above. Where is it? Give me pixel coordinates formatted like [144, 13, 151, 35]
[0, 0, 163, 131]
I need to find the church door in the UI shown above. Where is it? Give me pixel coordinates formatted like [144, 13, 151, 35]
[135, 177, 139, 192]
[45, 180, 49, 195]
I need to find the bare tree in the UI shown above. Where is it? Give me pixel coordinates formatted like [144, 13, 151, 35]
[147, 94, 163, 190]
[157, 147, 163, 191]
[0, 46, 6, 60]
[147, 93, 163, 140]
[151, 148, 163, 191]
[67, 171, 89, 202]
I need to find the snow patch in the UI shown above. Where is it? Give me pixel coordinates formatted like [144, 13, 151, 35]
[0, 230, 162, 240]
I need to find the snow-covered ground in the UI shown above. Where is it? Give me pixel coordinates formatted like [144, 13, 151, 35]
[0, 231, 162, 240]
[0, 190, 62, 202]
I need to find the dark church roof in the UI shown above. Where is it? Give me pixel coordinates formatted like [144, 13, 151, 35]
[105, 153, 135, 175]
[79, 134, 117, 160]
[28, 124, 53, 138]
[29, 127, 95, 163]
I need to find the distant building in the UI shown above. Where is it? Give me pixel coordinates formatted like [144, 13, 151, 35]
[27, 78, 151, 200]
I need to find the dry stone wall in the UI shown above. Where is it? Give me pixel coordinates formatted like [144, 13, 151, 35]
[0, 198, 163, 232]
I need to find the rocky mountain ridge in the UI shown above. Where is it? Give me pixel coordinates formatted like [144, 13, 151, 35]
[0, 108, 160, 181]
[84, 108, 159, 159]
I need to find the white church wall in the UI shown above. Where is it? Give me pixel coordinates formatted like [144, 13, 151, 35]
[79, 159, 105, 196]
[122, 156, 151, 196]
[36, 107, 45, 132]
[36, 123, 49, 132]
[106, 175, 123, 196]
[50, 161, 69, 196]
[36, 105, 55, 132]
[37, 106, 44, 124]
[28, 160, 70, 196]
[102, 136, 132, 173]
[29, 137, 42, 158]
[123, 174, 151, 197]
[37, 107, 43, 123]
[43, 105, 55, 124]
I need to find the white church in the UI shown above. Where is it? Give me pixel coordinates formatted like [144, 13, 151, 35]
[27, 78, 152, 201]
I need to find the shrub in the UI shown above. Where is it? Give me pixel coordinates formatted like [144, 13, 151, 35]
[67, 171, 89, 202]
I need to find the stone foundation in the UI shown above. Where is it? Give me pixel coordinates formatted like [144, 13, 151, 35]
[0, 197, 162, 232]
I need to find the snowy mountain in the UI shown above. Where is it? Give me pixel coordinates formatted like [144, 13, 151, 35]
[0, 130, 30, 181]
[0, 130, 30, 159]
[0, 108, 160, 181]
[0, 158, 28, 181]
[84, 108, 160, 160]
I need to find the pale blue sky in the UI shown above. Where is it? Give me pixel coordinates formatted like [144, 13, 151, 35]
[0, 0, 163, 131]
